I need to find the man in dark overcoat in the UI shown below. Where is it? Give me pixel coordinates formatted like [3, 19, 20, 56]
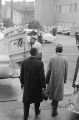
[20, 47, 46, 120]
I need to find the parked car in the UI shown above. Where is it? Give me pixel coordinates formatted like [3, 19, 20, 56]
[57, 26, 63, 34]
[42, 32, 56, 43]
[62, 28, 70, 35]
[24, 28, 38, 34]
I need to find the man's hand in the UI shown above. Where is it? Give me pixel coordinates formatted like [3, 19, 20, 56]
[21, 84, 24, 89]
[73, 87, 77, 94]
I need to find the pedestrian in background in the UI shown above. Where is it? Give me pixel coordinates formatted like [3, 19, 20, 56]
[30, 35, 36, 48]
[75, 31, 79, 50]
[72, 56, 79, 93]
[46, 44, 68, 117]
[38, 31, 42, 43]
[20, 47, 46, 120]
[32, 35, 42, 60]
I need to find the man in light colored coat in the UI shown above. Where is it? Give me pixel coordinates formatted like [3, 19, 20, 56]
[46, 44, 68, 117]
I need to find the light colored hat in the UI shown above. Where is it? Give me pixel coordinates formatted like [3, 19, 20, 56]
[32, 35, 37, 40]
[56, 44, 63, 48]
[56, 44, 63, 51]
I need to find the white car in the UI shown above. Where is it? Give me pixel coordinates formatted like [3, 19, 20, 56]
[42, 32, 56, 43]
[24, 28, 38, 35]
[57, 26, 63, 34]
[62, 28, 70, 35]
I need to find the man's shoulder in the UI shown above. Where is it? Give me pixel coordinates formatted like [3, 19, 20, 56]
[23, 57, 30, 63]
[62, 56, 68, 61]
[50, 55, 57, 60]
[35, 41, 41, 45]
[51, 55, 67, 61]
[35, 58, 43, 65]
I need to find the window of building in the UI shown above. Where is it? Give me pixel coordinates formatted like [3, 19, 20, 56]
[56, 6, 59, 13]
[59, 5, 61, 13]
[74, 3, 77, 12]
[70, 4, 73, 13]
[62, 5, 66, 14]
[66, 4, 70, 13]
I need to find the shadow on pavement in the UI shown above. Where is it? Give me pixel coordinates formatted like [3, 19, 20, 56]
[0, 84, 22, 102]
[68, 113, 79, 120]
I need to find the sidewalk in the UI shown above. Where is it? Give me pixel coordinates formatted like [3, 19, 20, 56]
[0, 81, 75, 120]
[0, 98, 74, 120]
[0, 96, 75, 120]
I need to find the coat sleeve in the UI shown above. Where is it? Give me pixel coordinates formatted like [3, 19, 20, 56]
[64, 59, 68, 83]
[39, 62, 46, 89]
[72, 56, 79, 87]
[20, 61, 24, 86]
[46, 60, 51, 84]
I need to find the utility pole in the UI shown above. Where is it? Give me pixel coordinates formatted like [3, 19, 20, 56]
[11, 0, 13, 21]
[0, 0, 2, 23]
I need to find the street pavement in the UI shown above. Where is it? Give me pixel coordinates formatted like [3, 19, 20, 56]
[0, 94, 78, 120]
[0, 34, 79, 120]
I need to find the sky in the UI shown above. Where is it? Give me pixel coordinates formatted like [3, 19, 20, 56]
[2, 0, 35, 5]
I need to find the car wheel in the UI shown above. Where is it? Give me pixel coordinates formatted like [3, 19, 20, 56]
[68, 32, 70, 35]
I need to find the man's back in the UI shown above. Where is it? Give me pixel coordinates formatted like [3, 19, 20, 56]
[20, 56, 46, 103]
[23, 57, 42, 87]
[51, 55, 66, 75]
[46, 50, 68, 101]
[20, 47, 46, 120]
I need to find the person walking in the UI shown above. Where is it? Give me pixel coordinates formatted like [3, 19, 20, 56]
[46, 44, 68, 117]
[20, 47, 46, 120]
[32, 35, 42, 60]
[75, 31, 79, 50]
[75, 31, 79, 45]
[37, 31, 42, 43]
[72, 56, 79, 93]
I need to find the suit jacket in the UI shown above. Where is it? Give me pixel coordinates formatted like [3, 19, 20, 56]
[46, 53, 68, 101]
[20, 56, 46, 103]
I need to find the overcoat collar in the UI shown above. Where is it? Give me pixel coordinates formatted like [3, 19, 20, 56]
[56, 53, 62, 56]
[30, 56, 37, 59]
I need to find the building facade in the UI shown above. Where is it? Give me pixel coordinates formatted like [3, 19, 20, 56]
[35, 0, 55, 26]
[3, 1, 34, 26]
[35, 0, 79, 33]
